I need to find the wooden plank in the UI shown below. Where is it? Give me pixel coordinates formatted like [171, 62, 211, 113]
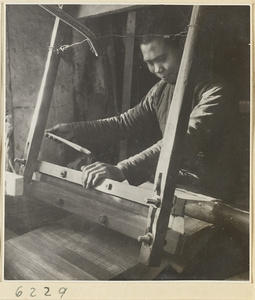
[21, 13, 67, 186]
[29, 179, 148, 239]
[139, 6, 203, 266]
[40, 172, 149, 217]
[36, 160, 218, 204]
[37, 160, 151, 206]
[5, 223, 140, 280]
[119, 11, 136, 161]
[5, 171, 23, 196]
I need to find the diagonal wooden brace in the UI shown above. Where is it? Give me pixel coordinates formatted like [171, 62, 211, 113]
[138, 6, 204, 266]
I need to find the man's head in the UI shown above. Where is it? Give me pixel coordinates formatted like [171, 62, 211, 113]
[140, 35, 184, 84]
[137, 6, 189, 84]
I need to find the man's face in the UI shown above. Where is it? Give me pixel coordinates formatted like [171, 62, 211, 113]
[141, 38, 182, 84]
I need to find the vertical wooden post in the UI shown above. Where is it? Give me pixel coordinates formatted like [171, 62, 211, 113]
[139, 6, 204, 266]
[119, 11, 136, 161]
[21, 14, 66, 186]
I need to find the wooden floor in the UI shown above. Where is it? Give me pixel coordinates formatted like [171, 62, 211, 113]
[5, 223, 140, 280]
[5, 196, 142, 280]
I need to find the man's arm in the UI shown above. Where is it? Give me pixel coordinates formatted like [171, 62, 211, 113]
[116, 78, 237, 187]
[46, 82, 159, 148]
[70, 90, 158, 148]
[117, 140, 161, 186]
[183, 78, 237, 160]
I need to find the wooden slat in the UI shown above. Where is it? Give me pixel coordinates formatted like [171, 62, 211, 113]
[139, 6, 203, 266]
[119, 11, 136, 161]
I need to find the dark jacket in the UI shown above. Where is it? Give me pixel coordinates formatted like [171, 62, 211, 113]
[71, 72, 240, 202]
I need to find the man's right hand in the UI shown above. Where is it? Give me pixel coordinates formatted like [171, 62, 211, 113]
[45, 123, 75, 141]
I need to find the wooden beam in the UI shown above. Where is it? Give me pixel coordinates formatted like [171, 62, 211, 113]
[36, 160, 218, 204]
[185, 201, 249, 235]
[39, 172, 149, 218]
[119, 11, 136, 161]
[139, 6, 204, 266]
[36, 160, 151, 207]
[21, 12, 67, 186]
[29, 178, 148, 239]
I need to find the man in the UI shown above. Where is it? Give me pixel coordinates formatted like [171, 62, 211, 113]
[46, 26, 240, 203]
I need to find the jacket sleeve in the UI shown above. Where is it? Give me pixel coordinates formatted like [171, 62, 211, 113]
[182, 79, 236, 161]
[117, 140, 162, 185]
[70, 83, 160, 148]
[117, 79, 236, 186]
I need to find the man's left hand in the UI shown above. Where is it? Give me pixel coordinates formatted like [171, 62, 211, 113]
[81, 162, 126, 188]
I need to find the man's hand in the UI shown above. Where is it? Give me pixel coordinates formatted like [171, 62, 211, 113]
[81, 162, 126, 188]
[45, 123, 75, 141]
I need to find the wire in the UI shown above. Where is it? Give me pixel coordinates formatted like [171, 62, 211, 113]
[97, 31, 188, 39]
[57, 38, 89, 52]
[136, 31, 188, 38]
[57, 31, 188, 52]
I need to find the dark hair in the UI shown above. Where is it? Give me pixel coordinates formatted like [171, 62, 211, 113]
[138, 34, 184, 50]
[136, 6, 190, 49]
